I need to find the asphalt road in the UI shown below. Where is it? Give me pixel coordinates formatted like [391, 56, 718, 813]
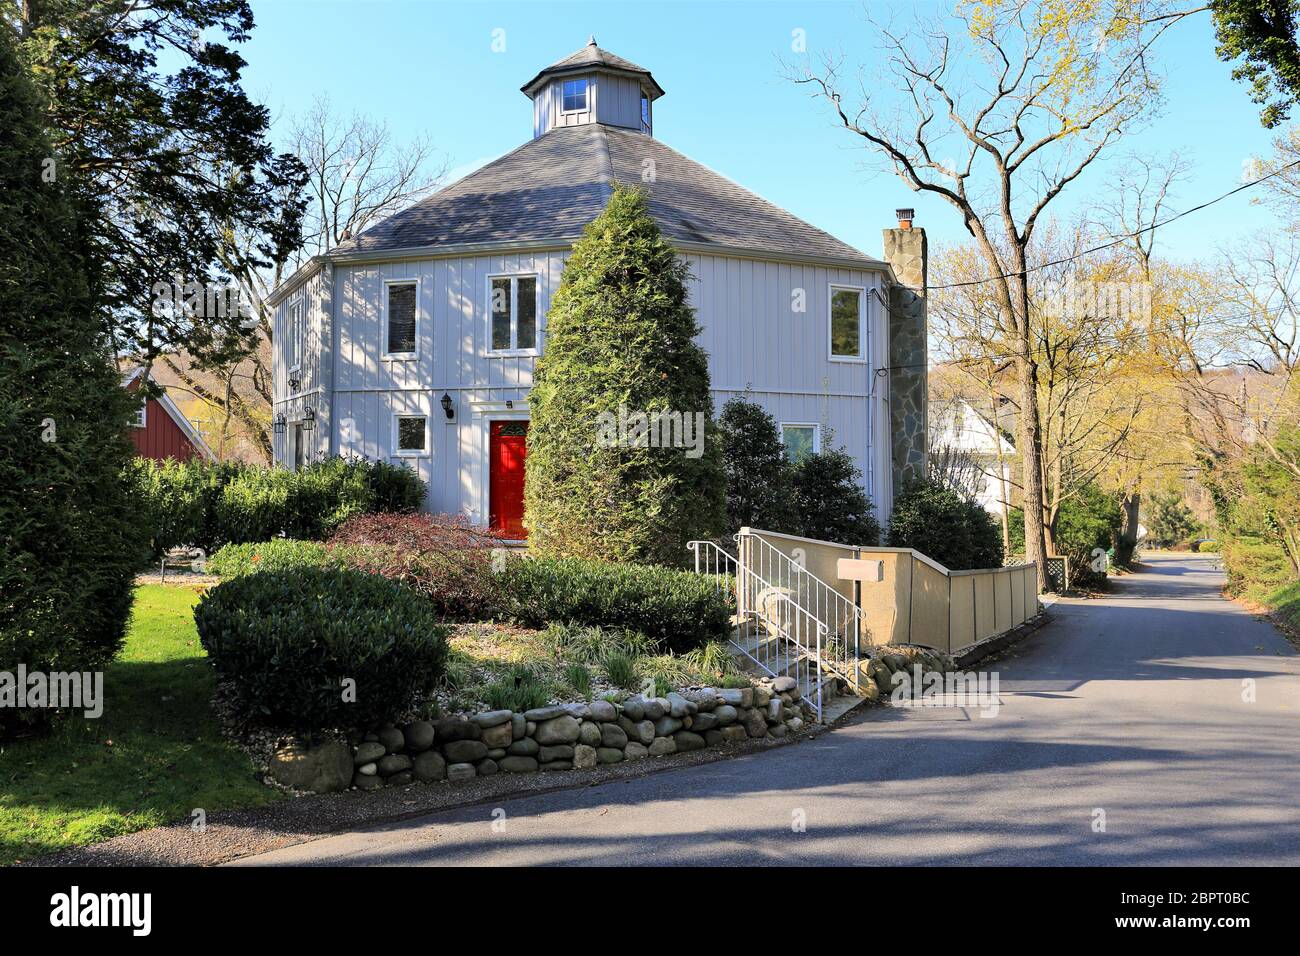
[231, 553, 1300, 866]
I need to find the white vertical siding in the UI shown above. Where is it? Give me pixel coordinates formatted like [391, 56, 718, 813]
[277, 247, 893, 524]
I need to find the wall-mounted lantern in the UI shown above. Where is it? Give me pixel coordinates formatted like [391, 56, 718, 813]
[273, 414, 287, 435]
[440, 392, 456, 422]
[302, 407, 316, 431]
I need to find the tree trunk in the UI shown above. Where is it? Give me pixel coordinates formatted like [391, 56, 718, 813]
[1120, 490, 1141, 554]
[1018, 354, 1050, 590]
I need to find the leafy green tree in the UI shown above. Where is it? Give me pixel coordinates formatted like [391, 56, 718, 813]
[0, 25, 146, 739]
[791, 447, 881, 546]
[717, 396, 795, 533]
[1146, 490, 1198, 547]
[8, 0, 307, 366]
[525, 185, 725, 565]
[1211, 0, 1300, 127]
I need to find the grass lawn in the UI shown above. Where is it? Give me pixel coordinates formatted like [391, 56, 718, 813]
[0, 584, 280, 865]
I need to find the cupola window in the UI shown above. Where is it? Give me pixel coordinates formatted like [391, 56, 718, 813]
[562, 78, 588, 112]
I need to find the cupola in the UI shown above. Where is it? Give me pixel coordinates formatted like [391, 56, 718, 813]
[521, 37, 665, 139]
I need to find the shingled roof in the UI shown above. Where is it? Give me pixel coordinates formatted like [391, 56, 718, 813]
[520, 37, 665, 98]
[328, 123, 882, 268]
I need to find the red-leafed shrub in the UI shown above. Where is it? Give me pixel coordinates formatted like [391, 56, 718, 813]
[328, 513, 506, 621]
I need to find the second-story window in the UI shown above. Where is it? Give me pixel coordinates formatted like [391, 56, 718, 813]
[490, 275, 538, 353]
[641, 93, 650, 131]
[830, 286, 865, 360]
[286, 298, 303, 372]
[562, 78, 588, 112]
[386, 280, 418, 357]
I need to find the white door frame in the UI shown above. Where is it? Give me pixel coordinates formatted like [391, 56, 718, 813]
[470, 399, 531, 533]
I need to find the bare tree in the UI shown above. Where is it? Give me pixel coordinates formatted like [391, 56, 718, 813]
[290, 95, 448, 262]
[792, 0, 1189, 588]
[172, 99, 449, 460]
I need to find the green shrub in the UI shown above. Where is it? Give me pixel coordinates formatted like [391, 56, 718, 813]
[718, 396, 795, 532]
[790, 447, 882, 545]
[208, 539, 336, 578]
[0, 30, 147, 739]
[504, 556, 733, 653]
[887, 479, 1004, 570]
[194, 567, 448, 730]
[129, 456, 425, 556]
[1222, 534, 1294, 602]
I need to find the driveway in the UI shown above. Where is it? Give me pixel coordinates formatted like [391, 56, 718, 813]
[231, 553, 1300, 866]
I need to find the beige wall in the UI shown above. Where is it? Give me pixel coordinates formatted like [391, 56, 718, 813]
[745, 530, 1039, 655]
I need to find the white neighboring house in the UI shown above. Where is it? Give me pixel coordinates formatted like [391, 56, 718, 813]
[930, 397, 1015, 515]
[266, 39, 927, 540]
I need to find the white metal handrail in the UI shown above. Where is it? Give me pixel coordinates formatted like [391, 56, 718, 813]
[687, 539, 833, 720]
[736, 531, 862, 693]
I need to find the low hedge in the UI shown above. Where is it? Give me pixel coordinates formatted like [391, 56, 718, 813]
[194, 567, 449, 730]
[129, 456, 425, 557]
[207, 539, 337, 578]
[503, 556, 733, 653]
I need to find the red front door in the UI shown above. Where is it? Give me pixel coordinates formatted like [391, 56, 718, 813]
[489, 421, 528, 538]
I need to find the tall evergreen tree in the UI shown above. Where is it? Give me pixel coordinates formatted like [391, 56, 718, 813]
[0, 24, 145, 739]
[525, 185, 725, 565]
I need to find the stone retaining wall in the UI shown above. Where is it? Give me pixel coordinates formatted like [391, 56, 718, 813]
[268, 676, 818, 793]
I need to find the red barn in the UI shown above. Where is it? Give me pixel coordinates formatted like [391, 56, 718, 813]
[123, 367, 215, 463]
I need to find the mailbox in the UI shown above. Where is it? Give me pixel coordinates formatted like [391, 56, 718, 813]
[837, 557, 885, 583]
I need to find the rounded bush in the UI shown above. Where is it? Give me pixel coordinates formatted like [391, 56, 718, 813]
[195, 567, 449, 730]
[887, 479, 1004, 571]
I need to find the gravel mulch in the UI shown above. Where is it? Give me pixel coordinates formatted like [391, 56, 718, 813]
[25, 723, 834, 867]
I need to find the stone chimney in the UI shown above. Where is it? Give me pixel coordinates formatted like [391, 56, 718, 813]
[882, 209, 928, 496]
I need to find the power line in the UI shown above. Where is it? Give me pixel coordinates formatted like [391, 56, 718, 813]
[928, 159, 1300, 290]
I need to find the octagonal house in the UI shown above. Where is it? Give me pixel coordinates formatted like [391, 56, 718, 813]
[268, 39, 928, 540]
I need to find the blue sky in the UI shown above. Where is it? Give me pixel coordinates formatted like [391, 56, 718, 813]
[241, 0, 1279, 263]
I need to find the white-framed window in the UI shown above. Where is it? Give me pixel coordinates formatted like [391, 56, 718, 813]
[286, 296, 303, 373]
[829, 284, 866, 361]
[780, 423, 820, 463]
[393, 414, 429, 457]
[488, 274, 539, 354]
[383, 279, 419, 360]
[641, 92, 650, 132]
[132, 398, 147, 428]
[561, 77, 588, 112]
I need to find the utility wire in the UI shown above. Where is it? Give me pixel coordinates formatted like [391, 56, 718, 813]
[928, 159, 1300, 290]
